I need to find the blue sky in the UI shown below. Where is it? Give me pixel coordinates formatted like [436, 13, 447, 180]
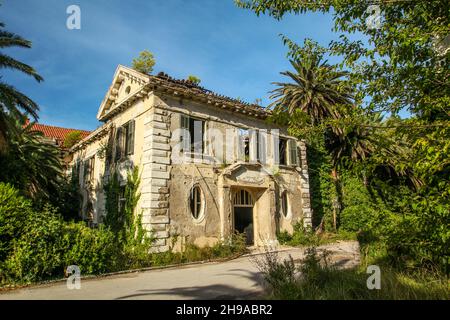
[1, 0, 339, 131]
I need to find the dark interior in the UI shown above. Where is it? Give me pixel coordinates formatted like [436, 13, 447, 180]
[234, 207, 254, 245]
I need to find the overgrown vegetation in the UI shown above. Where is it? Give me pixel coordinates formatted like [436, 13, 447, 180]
[256, 246, 449, 300]
[187, 75, 201, 85]
[277, 223, 356, 247]
[0, 171, 247, 286]
[237, 0, 449, 278]
[63, 131, 82, 149]
[132, 50, 156, 74]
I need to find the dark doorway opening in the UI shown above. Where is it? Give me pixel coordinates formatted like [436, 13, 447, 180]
[234, 206, 254, 245]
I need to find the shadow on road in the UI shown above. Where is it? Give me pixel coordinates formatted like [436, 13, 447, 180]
[115, 269, 265, 300]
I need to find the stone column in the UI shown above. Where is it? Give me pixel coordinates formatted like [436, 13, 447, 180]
[141, 106, 172, 252]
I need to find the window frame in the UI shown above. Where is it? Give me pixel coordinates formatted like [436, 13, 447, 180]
[118, 186, 126, 215]
[180, 115, 206, 159]
[83, 156, 95, 185]
[115, 120, 135, 161]
[189, 185, 205, 221]
[125, 120, 135, 156]
[281, 191, 290, 219]
[279, 137, 288, 166]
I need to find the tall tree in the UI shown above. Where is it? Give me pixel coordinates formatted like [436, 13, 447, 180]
[0, 22, 43, 151]
[236, 0, 449, 119]
[269, 49, 353, 127]
[0, 116, 62, 201]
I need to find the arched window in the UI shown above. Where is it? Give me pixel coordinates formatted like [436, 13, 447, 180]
[125, 86, 131, 94]
[281, 191, 289, 217]
[234, 189, 254, 207]
[190, 186, 203, 220]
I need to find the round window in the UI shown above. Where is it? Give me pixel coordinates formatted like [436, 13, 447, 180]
[281, 191, 289, 218]
[189, 186, 204, 220]
[125, 86, 131, 94]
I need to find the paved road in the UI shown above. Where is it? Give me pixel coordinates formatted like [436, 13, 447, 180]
[0, 241, 359, 300]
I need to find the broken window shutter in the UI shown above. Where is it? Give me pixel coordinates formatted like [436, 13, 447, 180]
[115, 127, 123, 161]
[127, 120, 135, 155]
[193, 119, 203, 155]
[180, 115, 190, 153]
[249, 130, 258, 162]
[258, 130, 267, 164]
[83, 159, 89, 181]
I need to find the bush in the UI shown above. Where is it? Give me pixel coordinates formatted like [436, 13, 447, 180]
[63, 223, 118, 274]
[0, 204, 119, 284]
[1, 205, 67, 283]
[63, 131, 82, 149]
[340, 205, 378, 232]
[0, 183, 33, 261]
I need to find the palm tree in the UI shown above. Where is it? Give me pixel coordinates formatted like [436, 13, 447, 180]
[269, 57, 354, 127]
[0, 116, 62, 200]
[0, 22, 43, 151]
[269, 53, 356, 231]
[326, 113, 383, 169]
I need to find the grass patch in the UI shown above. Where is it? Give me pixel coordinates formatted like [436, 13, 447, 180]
[277, 223, 357, 247]
[255, 246, 449, 300]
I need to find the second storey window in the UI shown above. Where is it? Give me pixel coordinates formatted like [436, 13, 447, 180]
[238, 129, 250, 162]
[83, 156, 95, 185]
[180, 115, 205, 158]
[289, 140, 299, 166]
[115, 120, 135, 161]
[279, 137, 287, 165]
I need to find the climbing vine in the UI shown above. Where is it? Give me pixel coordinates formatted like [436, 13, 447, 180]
[103, 166, 151, 247]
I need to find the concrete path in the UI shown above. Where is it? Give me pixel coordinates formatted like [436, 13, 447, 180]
[0, 241, 359, 300]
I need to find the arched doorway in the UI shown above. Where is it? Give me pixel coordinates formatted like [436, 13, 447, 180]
[233, 189, 254, 245]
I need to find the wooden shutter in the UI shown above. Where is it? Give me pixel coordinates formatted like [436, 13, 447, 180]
[115, 127, 123, 161]
[127, 120, 135, 155]
[258, 130, 267, 164]
[83, 159, 89, 182]
[289, 140, 298, 166]
[180, 115, 190, 153]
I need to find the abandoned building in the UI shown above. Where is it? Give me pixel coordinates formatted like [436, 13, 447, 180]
[69, 65, 312, 252]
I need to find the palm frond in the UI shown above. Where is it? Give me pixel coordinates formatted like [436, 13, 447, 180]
[0, 53, 43, 81]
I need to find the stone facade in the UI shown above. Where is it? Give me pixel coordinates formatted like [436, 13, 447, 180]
[70, 65, 312, 251]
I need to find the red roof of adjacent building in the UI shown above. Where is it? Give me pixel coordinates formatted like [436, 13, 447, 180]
[30, 123, 91, 147]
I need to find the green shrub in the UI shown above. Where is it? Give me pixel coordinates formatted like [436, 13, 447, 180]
[0, 183, 33, 261]
[63, 131, 82, 149]
[63, 223, 118, 274]
[1, 205, 120, 284]
[1, 205, 66, 283]
[340, 205, 378, 232]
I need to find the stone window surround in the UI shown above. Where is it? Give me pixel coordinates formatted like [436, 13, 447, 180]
[187, 183, 206, 224]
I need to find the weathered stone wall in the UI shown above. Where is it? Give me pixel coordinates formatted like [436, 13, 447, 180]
[71, 74, 313, 251]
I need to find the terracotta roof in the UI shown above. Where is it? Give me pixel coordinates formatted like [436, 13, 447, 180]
[30, 123, 91, 147]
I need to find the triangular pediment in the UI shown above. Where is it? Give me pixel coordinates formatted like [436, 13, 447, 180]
[96, 65, 150, 121]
